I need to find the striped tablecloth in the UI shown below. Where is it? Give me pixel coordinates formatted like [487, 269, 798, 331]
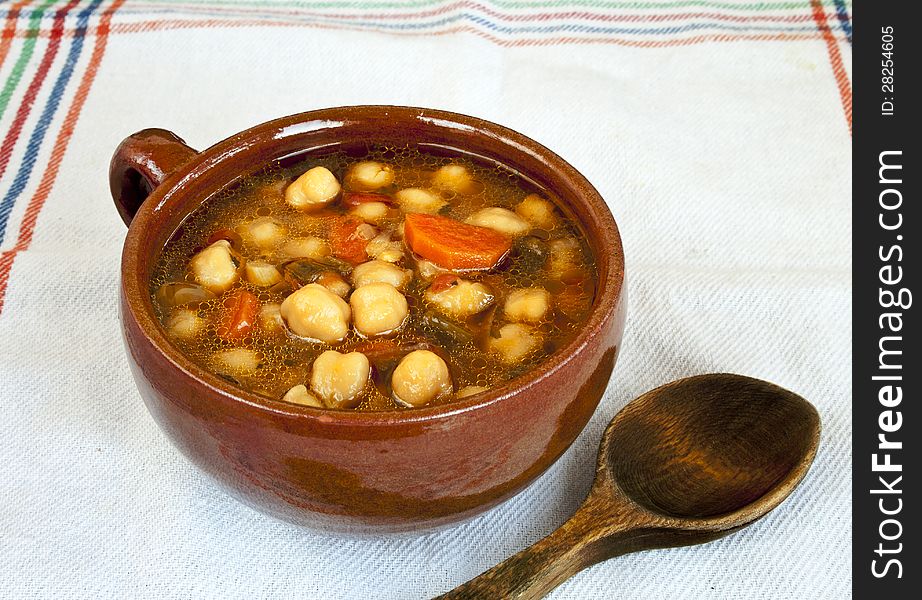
[0, 2, 852, 598]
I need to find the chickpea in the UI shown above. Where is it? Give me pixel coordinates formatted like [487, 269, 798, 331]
[282, 384, 323, 408]
[350, 282, 408, 337]
[349, 201, 390, 223]
[280, 283, 351, 343]
[456, 385, 488, 399]
[310, 350, 370, 409]
[239, 217, 286, 250]
[365, 233, 404, 263]
[258, 303, 284, 334]
[431, 164, 478, 195]
[465, 207, 530, 237]
[279, 236, 331, 259]
[515, 194, 557, 230]
[488, 323, 541, 364]
[285, 166, 341, 210]
[244, 260, 282, 287]
[547, 237, 581, 275]
[213, 348, 261, 375]
[391, 350, 453, 407]
[165, 308, 204, 340]
[425, 278, 494, 318]
[315, 271, 350, 298]
[352, 260, 412, 290]
[504, 288, 551, 323]
[189, 240, 239, 293]
[394, 188, 446, 214]
[345, 161, 395, 191]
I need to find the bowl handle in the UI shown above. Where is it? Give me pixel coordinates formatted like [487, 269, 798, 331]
[109, 128, 199, 227]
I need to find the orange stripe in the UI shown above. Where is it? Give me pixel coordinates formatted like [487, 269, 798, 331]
[810, 0, 851, 135]
[0, 1, 33, 69]
[0, 0, 125, 314]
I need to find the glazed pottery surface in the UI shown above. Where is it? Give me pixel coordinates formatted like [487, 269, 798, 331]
[112, 106, 626, 534]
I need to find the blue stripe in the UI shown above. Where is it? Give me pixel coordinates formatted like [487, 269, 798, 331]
[0, 0, 104, 245]
[109, 6, 847, 37]
[831, 0, 851, 45]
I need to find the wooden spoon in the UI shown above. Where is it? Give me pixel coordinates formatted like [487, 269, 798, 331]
[439, 373, 821, 599]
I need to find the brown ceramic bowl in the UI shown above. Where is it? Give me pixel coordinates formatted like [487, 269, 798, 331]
[112, 106, 626, 534]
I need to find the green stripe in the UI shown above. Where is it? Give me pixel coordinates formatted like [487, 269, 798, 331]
[0, 1, 61, 125]
[131, 1, 849, 12]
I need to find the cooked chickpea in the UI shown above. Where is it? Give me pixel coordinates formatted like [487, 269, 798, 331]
[310, 350, 370, 409]
[258, 303, 284, 334]
[488, 323, 541, 364]
[349, 201, 390, 223]
[244, 260, 282, 287]
[365, 233, 405, 263]
[350, 282, 408, 337]
[391, 350, 453, 407]
[345, 161, 394, 191]
[280, 236, 331, 259]
[165, 308, 204, 340]
[456, 385, 488, 399]
[515, 194, 557, 229]
[431, 164, 478, 194]
[285, 166, 341, 210]
[425, 279, 494, 318]
[239, 217, 286, 250]
[280, 283, 351, 343]
[394, 188, 446, 214]
[213, 348, 261, 375]
[465, 207, 530, 237]
[315, 271, 350, 298]
[189, 240, 239, 293]
[547, 237, 581, 275]
[352, 260, 412, 290]
[282, 384, 323, 408]
[504, 288, 551, 323]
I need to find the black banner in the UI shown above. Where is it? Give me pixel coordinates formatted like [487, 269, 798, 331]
[853, 3, 918, 597]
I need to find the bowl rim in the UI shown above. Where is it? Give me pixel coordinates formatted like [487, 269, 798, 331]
[121, 105, 625, 426]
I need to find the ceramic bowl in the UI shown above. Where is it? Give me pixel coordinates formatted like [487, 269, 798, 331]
[112, 106, 626, 534]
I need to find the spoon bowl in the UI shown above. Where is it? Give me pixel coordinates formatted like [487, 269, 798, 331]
[440, 374, 821, 599]
[605, 374, 821, 520]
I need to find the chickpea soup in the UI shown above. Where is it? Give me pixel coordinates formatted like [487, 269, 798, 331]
[150, 146, 597, 411]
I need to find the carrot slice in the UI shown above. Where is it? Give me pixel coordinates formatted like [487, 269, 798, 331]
[216, 289, 259, 341]
[330, 216, 372, 265]
[342, 192, 393, 207]
[404, 213, 511, 270]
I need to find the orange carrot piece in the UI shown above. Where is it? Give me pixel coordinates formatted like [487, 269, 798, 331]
[404, 213, 511, 270]
[216, 289, 259, 341]
[330, 216, 370, 265]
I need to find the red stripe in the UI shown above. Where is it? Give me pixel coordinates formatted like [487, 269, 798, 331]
[105, 17, 840, 48]
[123, 1, 843, 25]
[0, 1, 33, 69]
[810, 0, 851, 135]
[0, 0, 125, 314]
[0, 0, 82, 183]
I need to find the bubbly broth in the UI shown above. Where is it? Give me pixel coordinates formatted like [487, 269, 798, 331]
[151, 146, 596, 411]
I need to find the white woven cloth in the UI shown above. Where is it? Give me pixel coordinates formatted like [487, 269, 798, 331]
[0, 2, 851, 598]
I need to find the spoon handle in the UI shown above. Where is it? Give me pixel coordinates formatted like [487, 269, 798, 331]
[437, 497, 641, 600]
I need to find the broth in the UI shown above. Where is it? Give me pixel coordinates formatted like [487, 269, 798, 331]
[150, 145, 596, 411]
